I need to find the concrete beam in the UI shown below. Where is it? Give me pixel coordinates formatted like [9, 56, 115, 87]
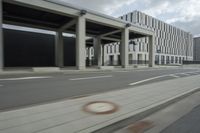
[149, 35, 155, 67]
[121, 28, 129, 68]
[4, 20, 57, 31]
[0, 0, 3, 69]
[55, 31, 64, 67]
[99, 29, 121, 38]
[101, 37, 120, 42]
[76, 16, 86, 70]
[58, 19, 76, 32]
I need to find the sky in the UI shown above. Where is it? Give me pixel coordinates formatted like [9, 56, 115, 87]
[58, 0, 200, 37]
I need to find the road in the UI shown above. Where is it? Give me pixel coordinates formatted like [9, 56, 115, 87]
[0, 68, 200, 111]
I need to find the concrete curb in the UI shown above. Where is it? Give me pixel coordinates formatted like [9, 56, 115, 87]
[93, 87, 200, 133]
[0, 66, 184, 76]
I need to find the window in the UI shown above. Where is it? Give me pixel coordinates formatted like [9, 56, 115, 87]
[130, 13, 133, 22]
[171, 56, 174, 63]
[110, 45, 113, 53]
[139, 43, 141, 51]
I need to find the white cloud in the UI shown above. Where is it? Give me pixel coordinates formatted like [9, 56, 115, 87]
[57, 0, 200, 35]
[58, 0, 136, 15]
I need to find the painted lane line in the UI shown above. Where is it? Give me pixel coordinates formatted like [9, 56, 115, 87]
[129, 75, 169, 86]
[185, 71, 200, 75]
[69, 75, 113, 81]
[115, 71, 129, 73]
[0, 76, 52, 81]
[129, 74, 182, 86]
[169, 74, 180, 78]
[179, 73, 191, 76]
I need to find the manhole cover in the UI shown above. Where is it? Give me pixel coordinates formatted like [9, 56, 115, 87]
[83, 101, 118, 115]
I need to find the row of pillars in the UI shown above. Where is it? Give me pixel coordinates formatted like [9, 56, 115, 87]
[55, 18, 134, 70]
[93, 28, 130, 68]
[93, 29, 155, 68]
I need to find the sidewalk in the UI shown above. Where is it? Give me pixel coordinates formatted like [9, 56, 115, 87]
[0, 75, 200, 133]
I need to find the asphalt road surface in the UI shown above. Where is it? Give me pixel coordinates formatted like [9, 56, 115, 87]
[0, 68, 200, 111]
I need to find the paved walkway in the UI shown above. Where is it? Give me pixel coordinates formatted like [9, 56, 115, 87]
[0, 75, 200, 133]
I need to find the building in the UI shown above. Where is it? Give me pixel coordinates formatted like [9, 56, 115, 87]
[0, 0, 156, 70]
[194, 37, 200, 61]
[101, 11, 193, 66]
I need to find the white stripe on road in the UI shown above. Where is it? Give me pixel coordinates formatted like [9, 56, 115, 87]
[129, 71, 200, 86]
[69, 75, 113, 81]
[185, 71, 200, 75]
[179, 73, 191, 76]
[0, 76, 52, 81]
[169, 74, 180, 78]
[129, 75, 169, 86]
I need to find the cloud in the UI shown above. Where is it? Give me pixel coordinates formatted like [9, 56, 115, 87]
[58, 0, 136, 15]
[57, 0, 200, 35]
[142, 0, 200, 35]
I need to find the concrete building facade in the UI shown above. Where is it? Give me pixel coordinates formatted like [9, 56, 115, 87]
[0, 0, 156, 70]
[99, 11, 193, 66]
[194, 37, 200, 61]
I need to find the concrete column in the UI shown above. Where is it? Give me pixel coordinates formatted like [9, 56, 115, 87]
[93, 38, 98, 65]
[158, 55, 161, 65]
[94, 37, 102, 67]
[55, 31, 64, 68]
[102, 44, 104, 66]
[149, 36, 155, 67]
[76, 16, 86, 70]
[121, 28, 129, 68]
[88, 47, 91, 66]
[164, 55, 167, 64]
[0, 0, 3, 69]
[97, 38, 102, 68]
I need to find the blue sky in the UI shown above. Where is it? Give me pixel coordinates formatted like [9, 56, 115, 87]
[59, 0, 200, 36]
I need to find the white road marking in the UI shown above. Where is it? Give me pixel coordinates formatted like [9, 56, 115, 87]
[129, 75, 169, 86]
[179, 73, 191, 76]
[115, 71, 129, 73]
[129, 71, 200, 86]
[69, 75, 113, 81]
[0, 76, 52, 81]
[185, 71, 200, 75]
[169, 74, 180, 78]
[128, 73, 191, 86]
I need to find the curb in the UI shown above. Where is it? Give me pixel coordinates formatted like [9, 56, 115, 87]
[92, 87, 200, 133]
[0, 66, 183, 76]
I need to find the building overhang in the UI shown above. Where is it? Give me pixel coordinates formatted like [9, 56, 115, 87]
[3, 0, 155, 46]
